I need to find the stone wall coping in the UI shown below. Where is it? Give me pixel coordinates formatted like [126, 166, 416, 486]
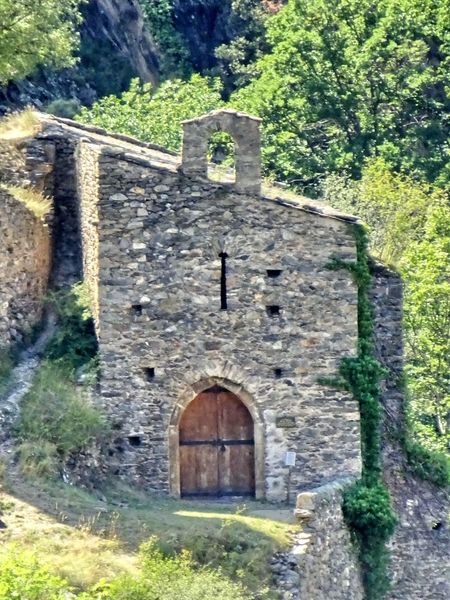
[295, 476, 356, 514]
[35, 112, 178, 156]
[181, 108, 263, 124]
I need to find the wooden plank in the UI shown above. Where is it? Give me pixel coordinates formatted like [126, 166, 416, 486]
[180, 391, 219, 495]
[217, 390, 255, 495]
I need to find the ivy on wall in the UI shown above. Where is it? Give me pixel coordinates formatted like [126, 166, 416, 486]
[327, 225, 397, 600]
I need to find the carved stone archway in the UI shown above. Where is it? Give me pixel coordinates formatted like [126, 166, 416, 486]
[169, 376, 265, 499]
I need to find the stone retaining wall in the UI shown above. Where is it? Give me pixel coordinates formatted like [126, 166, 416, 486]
[0, 189, 51, 347]
[370, 264, 450, 599]
[272, 480, 363, 600]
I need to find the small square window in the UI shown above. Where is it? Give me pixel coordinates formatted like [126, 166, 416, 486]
[266, 305, 281, 316]
[267, 269, 283, 279]
[131, 304, 143, 316]
[144, 367, 155, 381]
[274, 368, 283, 379]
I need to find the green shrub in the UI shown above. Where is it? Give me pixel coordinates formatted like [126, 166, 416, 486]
[45, 98, 81, 119]
[0, 548, 70, 599]
[157, 521, 275, 597]
[404, 438, 450, 487]
[15, 441, 59, 478]
[45, 283, 98, 370]
[343, 482, 397, 541]
[15, 361, 107, 475]
[0, 346, 14, 393]
[81, 538, 248, 600]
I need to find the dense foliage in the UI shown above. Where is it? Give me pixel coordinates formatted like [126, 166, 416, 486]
[45, 283, 98, 370]
[0, 542, 248, 600]
[0, 0, 84, 84]
[140, 0, 191, 77]
[325, 163, 450, 473]
[78, 76, 223, 152]
[232, 0, 450, 189]
[402, 203, 450, 453]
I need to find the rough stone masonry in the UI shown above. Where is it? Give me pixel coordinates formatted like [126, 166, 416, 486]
[75, 109, 362, 501]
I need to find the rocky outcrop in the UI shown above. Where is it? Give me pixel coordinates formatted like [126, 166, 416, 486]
[0, 0, 160, 114]
[82, 0, 159, 85]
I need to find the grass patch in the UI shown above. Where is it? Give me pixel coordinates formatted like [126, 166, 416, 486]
[14, 361, 108, 477]
[0, 477, 294, 598]
[0, 109, 41, 142]
[3, 184, 52, 219]
[0, 347, 14, 394]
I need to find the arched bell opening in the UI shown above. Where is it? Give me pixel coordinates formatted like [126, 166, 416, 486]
[169, 377, 265, 499]
[207, 132, 236, 184]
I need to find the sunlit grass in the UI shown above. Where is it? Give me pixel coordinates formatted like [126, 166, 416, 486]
[3, 184, 52, 219]
[0, 109, 41, 141]
[1, 476, 296, 598]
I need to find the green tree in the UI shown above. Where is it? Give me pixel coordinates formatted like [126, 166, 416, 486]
[0, 0, 84, 84]
[402, 203, 450, 451]
[322, 158, 443, 264]
[214, 0, 273, 92]
[139, 0, 191, 77]
[77, 75, 223, 152]
[232, 0, 450, 189]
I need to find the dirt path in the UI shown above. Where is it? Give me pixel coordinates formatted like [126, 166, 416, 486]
[0, 312, 56, 454]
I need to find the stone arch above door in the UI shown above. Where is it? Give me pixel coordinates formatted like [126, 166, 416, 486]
[180, 109, 262, 195]
[169, 376, 265, 499]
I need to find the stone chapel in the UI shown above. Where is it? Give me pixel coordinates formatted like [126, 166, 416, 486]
[1, 109, 363, 502]
[77, 109, 362, 501]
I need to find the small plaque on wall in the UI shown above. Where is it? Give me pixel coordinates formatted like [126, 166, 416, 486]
[276, 416, 297, 428]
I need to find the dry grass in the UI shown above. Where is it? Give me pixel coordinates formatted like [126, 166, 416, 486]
[0, 109, 41, 142]
[3, 184, 52, 218]
[0, 475, 296, 596]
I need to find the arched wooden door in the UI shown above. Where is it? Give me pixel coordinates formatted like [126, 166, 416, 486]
[179, 386, 255, 497]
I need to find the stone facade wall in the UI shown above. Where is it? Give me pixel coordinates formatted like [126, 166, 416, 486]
[77, 141, 362, 501]
[0, 189, 51, 346]
[371, 265, 450, 599]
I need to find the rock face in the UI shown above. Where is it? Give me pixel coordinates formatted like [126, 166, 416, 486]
[82, 0, 159, 85]
[0, 0, 159, 114]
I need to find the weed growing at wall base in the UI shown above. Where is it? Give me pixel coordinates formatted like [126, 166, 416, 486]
[327, 225, 397, 600]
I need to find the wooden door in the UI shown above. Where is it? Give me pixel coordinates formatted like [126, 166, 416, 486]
[179, 386, 255, 497]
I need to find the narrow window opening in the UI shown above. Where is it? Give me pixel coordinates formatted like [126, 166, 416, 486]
[274, 368, 283, 379]
[219, 252, 228, 310]
[128, 435, 142, 447]
[267, 305, 281, 316]
[144, 367, 155, 381]
[267, 269, 283, 279]
[131, 304, 143, 316]
[208, 132, 236, 184]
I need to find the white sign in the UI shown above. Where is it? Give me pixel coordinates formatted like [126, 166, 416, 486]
[284, 451, 296, 467]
